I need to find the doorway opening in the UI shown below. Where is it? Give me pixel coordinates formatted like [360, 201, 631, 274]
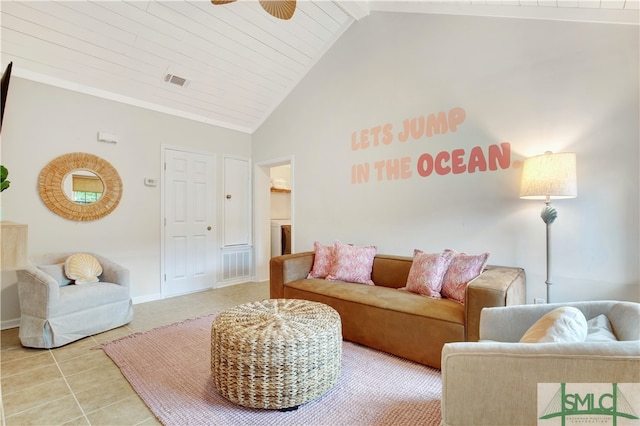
[254, 157, 293, 282]
[269, 164, 292, 258]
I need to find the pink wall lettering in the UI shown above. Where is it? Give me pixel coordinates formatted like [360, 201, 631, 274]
[374, 157, 412, 181]
[397, 107, 466, 142]
[350, 107, 513, 184]
[351, 123, 393, 150]
[416, 142, 511, 177]
[349, 159, 420, 183]
[351, 163, 369, 184]
[351, 107, 466, 150]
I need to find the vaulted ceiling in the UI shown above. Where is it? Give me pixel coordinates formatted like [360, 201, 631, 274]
[1, 1, 638, 133]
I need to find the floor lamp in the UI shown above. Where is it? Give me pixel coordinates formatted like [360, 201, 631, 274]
[519, 151, 577, 303]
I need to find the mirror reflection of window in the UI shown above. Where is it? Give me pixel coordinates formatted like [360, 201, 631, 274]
[71, 173, 104, 204]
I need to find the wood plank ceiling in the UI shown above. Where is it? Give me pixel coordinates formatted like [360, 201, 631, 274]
[1, 1, 354, 133]
[1, 1, 638, 134]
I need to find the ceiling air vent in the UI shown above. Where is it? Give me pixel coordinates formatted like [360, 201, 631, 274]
[163, 73, 190, 88]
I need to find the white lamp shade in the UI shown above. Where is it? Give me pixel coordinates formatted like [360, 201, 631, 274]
[520, 152, 577, 200]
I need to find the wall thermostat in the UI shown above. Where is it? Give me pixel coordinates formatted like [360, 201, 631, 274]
[97, 131, 118, 143]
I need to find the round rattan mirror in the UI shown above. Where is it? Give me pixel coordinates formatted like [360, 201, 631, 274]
[39, 152, 122, 221]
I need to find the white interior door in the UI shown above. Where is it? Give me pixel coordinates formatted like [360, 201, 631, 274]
[223, 156, 251, 246]
[163, 148, 216, 297]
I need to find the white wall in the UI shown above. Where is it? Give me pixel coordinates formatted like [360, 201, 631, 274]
[0, 77, 252, 326]
[252, 12, 640, 303]
[270, 192, 291, 220]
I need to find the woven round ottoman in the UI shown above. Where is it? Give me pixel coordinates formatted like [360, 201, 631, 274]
[210, 298, 342, 410]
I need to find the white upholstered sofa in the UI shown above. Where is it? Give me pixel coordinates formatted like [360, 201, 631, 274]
[441, 300, 640, 425]
[17, 252, 134, 348]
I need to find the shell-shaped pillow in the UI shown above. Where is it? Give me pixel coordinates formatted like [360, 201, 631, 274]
[65, 253, 103, 284]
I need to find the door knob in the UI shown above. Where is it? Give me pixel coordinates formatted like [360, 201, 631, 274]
[226, 194, 232, 199]
[207, 226, 212, 231]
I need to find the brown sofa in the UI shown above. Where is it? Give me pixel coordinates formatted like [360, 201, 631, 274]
[270, 251, 526, 369]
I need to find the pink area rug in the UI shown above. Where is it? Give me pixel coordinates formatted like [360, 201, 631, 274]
[101, 313, 442, 425]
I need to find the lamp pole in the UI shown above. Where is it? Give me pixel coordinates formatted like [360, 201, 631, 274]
[540, 199, 557, 303]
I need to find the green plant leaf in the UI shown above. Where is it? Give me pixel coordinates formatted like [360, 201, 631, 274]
[0, 165, 10, 192]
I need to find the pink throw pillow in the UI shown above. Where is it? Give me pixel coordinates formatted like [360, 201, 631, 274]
[441, 251, 490, 304]
[307, 241, 335, 279]
[327, 241, 377, 285]
[405, 249, 455, 298]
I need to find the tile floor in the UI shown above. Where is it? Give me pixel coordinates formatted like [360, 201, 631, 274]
[1, 281, 270, 426]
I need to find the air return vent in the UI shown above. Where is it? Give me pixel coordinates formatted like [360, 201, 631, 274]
[163, 73, 190, 88]
[221, 246, 252, 285]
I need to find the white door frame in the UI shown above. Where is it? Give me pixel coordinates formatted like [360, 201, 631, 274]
[161, 144, 218, 298]
[254, 156, 294, 282]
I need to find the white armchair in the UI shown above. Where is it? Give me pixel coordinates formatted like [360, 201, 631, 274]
[441, 300, 640, 425]
[17, 252, 134, 348]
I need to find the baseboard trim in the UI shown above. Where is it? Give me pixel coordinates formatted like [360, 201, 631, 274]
[217, 276, 257, 288]
[1, 318, 20, 330]
[132, 293, 163, 305]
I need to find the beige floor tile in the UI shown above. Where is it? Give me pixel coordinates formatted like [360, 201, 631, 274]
[51, 338, 99, 363]
[56, 349, 113, 377]
[1, 345, 46, 364]
[1, 351, 56, 377]
[124, 319, 162, 334]
[1, 327, 21, 350]
[91, 326, 135, 345]
[65, 363, 125, 394]
[1, 363, 63, 395]
[136, 416, 162, 425]
[125, 313, 184, 333]
[3, 377, 72, 417]
[61, 415, 91, 426]
[85, 395, 155, 426]
[75, 377, 138, 414]
[4, 394, 85, 426]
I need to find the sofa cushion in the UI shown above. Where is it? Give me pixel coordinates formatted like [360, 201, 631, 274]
[327, 241, 377, 285]
[52, 282, 130, 317]
[38, 263, 73, 287]
[285, 278, 465, 325]
[405, 249, 454, 298]
[370, 255, 413, 289]
[307, 241, 334, 279]
[520, 306, 588, 343]
[586, 314, 618, 342]
[441, 251, 490, 304]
